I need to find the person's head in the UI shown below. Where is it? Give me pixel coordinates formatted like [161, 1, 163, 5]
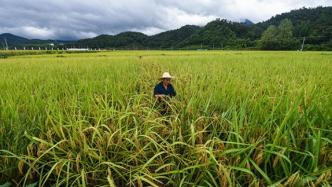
[160, 72, 172, 86]
[162, 78, 171, 86]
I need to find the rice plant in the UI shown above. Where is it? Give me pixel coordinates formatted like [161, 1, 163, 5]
[0, 50, 331, 186]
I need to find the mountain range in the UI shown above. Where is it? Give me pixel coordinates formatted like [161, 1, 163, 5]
[1, 6, 331, 50]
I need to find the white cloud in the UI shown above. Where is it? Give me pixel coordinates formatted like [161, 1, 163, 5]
[0, 0, 331, 39]
[22, 26, 55, 39]
[132, 27, 165, 36]
[218, 0, 332, 22]
[160, 7, 217, 28]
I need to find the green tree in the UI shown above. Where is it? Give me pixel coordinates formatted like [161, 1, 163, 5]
[278, 19, 298, 49]
[259, 19, 299, 50]
[278, 19, 294, 39]
[259, 25, 279, 49]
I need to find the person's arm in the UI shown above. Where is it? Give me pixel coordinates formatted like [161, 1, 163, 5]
[155, 94, 165, 98]
[154, 85, 165, 99]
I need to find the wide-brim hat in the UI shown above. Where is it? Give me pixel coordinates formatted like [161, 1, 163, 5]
[160, 72, 172, 79]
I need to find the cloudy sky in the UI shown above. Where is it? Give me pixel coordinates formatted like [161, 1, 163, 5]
[0, 0, 331, 40]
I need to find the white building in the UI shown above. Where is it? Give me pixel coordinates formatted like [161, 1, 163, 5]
[67, 48, 90, 51]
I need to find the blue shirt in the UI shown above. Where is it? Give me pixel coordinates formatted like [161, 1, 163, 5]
[154, 82, 176, 97]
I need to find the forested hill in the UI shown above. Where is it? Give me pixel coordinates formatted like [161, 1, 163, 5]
[75, 25, 201, 49]
[73, 6, 332, 50]
[257, 6, 332, 36]
[0, 33, 70, 49]
[253, 6, 332, 50]
[1, 6, 332, 50]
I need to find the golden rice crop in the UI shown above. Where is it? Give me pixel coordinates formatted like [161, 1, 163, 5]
[0, 50, 331, 186]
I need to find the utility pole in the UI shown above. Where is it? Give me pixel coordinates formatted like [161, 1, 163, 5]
[4, 38, 8, 50]
[300, 37, 306, 51]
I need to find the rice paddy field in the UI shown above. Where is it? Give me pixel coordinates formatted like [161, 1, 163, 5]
[0, 50, 331, 186]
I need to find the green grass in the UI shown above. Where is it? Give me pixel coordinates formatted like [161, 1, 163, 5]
[0, 50, 331, 186]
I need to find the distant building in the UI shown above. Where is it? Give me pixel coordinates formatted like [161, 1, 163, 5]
[67, 48, 90, 51]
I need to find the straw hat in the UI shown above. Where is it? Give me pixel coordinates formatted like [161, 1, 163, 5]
[160, 72, 172, 79]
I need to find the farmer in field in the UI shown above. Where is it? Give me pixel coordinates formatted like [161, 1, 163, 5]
[154, 72, 176, 115]
[154, 72, 176, 99]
